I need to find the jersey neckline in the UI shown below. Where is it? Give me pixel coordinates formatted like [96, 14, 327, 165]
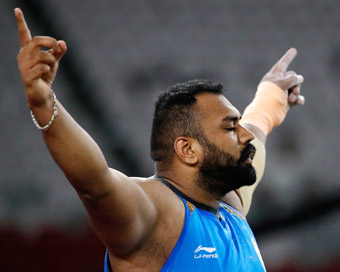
[154, 176, 219, 214]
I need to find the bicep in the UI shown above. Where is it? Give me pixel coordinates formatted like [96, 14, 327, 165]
[78, 168, 158, 255]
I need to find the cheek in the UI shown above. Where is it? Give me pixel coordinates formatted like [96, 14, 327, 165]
[219, 135, 241, 156]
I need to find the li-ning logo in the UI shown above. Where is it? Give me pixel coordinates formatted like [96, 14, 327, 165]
[193, 245, 218, 259]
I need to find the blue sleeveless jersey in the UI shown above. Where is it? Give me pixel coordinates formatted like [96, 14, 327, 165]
[160, 197, 266, 271]
[105, 182, 266, 271]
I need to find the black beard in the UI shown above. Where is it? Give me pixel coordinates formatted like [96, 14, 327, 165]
[196, 141, 257, 198]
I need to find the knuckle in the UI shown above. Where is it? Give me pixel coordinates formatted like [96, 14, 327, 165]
[17, 48, 26, 60]
[34, 51, 49, 61]
[297, 75, 304, 83]
[22, 76, 32, 86]
[19, 29, 27, 37]
[39, 64, 50, 72]
[37, 50, 48, 59]
[42, 52, 56, 64]
[31, 36, 39, 42]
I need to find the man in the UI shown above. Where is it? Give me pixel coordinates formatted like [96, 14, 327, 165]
[15, 7, 304, 272]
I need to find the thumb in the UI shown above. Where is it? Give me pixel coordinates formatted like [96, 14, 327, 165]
[284, 73, 304, 90]
[52, 40, 67, 61]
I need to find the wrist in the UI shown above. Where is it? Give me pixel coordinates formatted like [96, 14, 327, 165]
[30, 90, 58, 131]
[241, 82, 288, 135]
[27, 91, 53, 110]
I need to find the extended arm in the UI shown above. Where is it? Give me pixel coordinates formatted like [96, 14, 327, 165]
[15, 8, 157, 255]
[237, 48, 305, 215]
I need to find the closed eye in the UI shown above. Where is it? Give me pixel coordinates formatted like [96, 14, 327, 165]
[226, 127, 236, 131]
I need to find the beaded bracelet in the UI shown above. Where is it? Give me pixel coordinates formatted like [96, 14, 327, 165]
[30, 90, 58, 131]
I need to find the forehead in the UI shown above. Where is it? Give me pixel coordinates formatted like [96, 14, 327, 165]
[195, 93, 241, 121]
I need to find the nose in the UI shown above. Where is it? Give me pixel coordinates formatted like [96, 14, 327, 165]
[238, 124, 255, 144]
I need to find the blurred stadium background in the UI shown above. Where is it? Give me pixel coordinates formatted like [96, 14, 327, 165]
[1, 0, 340, 271]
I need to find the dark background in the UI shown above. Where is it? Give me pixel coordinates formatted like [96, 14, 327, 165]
[1, 0, 339, 271]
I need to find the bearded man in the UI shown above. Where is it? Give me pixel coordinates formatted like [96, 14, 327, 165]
[15, 7, 304, 272]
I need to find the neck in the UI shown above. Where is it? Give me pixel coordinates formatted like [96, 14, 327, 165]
[155, 167, 221, 212]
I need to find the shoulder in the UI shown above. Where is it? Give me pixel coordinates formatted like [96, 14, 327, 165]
[106, 171, 185, 219]
[116, 177, 186, 266]
[134, 177, 186, 218]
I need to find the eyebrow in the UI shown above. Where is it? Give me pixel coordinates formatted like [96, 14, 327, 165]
[222, 115, 241, 123]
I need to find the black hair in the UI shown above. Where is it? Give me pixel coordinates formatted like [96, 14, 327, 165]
[150, 79, 224, 164]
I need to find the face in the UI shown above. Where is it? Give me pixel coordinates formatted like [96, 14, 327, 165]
[194, 93, 257, 197]
[197, 136, 257, 197]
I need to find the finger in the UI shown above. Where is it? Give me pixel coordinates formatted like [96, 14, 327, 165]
[291, 85, 300, 96]
[289, 93, 305, 106]
[15, 8, 32, 47]
[29, 51, 57, 69]
[288, 93, 298, 104]
[285, 74, 304, 89]
[24, 64, 51, 85]
[296, 95, 305, 105]
[288, 85, 300, 96]
[293, 75, 304, 86]
[27, 36, 60, 53]
[272, 48, 297, 73]
[49, 40, 67, 62]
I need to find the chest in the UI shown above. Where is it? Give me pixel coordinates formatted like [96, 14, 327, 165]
[160, 204, 266, 271]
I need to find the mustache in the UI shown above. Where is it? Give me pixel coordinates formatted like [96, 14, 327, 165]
[238, 143, 256, 163]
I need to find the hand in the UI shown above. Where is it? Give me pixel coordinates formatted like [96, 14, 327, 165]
[15, 8, 67, 108]
[261, 48, 305, 107]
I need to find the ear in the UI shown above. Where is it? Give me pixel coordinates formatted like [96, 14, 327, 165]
[174, 137, 202, 165]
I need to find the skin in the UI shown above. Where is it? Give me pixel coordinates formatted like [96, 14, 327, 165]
[15, 8, 305, 271]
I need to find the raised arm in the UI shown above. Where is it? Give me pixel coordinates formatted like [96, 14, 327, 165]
[15, 8, 157, 255]
[237, 48, 305, 215]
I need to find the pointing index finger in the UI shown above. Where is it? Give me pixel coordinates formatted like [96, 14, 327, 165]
[272, 48, 297, 73]
[15, 8, 32, 47]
